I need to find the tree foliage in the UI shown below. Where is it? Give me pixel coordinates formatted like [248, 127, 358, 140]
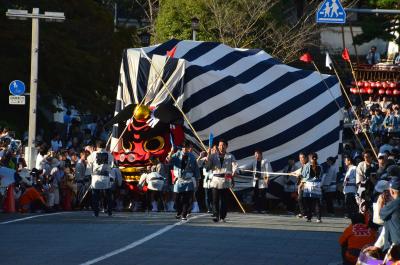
[354, 0, 399, 45]
[369, 0, 399, 8]
[0, 0, 137, 132]
[154, 0, 321, 63]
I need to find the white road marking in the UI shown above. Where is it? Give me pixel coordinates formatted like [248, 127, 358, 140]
[79, 214, 209, 265]
[0, 212, 68, 224]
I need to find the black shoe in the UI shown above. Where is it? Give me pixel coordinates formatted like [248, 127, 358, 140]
[181, 216, 187, 221]
[94, 212, 99, 217]
[108, 212, 112, 216]
[213, 217, 219, 223]
[175, 214, 181, 219]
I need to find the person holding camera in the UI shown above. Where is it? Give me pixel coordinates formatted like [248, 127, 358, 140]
[87, 140, 114, 217]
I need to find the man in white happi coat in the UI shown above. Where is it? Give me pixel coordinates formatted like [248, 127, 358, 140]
[138, 165, 166, 212]
[321, 157, 337, 215]
[205, 139, 237, 222]
[87, 140, 114, 217]
[240, 148, 270, 213]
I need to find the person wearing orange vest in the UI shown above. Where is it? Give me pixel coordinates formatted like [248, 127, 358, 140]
[17, 169, 46, 213]
[339, 213, 377, 265]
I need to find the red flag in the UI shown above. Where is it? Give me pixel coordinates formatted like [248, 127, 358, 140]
[342, 48, 350, 61]
[299, 52, 313, 63]
[166, 46, 177, 58]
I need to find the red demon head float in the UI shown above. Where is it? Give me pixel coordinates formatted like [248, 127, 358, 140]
[105, 103, 184, 171]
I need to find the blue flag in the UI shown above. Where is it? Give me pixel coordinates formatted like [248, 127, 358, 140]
[209, 132, 214, 148]
[169, 133, 174, 148]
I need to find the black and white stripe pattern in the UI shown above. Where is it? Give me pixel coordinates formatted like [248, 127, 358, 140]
[112, 39, 344, 175]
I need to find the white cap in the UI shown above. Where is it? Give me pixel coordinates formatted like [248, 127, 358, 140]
[378, 153, 387, 158]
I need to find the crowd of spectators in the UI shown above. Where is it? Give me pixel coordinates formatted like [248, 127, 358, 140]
[1, 95, 400, 264]
[336, 94, 400, 264]
[0, 113, 116, 213]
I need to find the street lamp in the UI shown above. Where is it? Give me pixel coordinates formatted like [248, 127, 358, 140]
[6, 8, 65, 169]
[139, 31, 151, 47]
[191, 17, 199, 41]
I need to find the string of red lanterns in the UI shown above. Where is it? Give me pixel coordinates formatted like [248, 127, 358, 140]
[350, 81, 400, 96]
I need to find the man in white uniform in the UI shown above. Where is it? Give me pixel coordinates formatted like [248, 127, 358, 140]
[87, 140, 114, 217]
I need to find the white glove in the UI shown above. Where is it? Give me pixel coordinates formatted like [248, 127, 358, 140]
[146, 112, 160, 128]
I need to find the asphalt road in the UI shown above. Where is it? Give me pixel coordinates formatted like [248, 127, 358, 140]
[0, 211, 348, 265]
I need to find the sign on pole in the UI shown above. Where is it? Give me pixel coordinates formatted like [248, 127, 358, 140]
[9, 80, 26, 96]
[316, 0, 346, 24]
[9, 95, 26, 105]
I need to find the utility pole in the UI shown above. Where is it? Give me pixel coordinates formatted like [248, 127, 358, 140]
[6, 8, 65, 169]
[191, 17, 199, 41]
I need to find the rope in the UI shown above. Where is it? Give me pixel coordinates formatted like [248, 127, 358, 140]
[241, 169, 295, 176]
[139, 52, 208, 152]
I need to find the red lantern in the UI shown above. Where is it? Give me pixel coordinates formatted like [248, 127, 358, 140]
[357, 81, 364, 87]
[359, 88, 366, 94]
[379, 89, 385, 95]
[393, 89, 400, 96]
[386, 89, 393, 96]
[370, 82, 376, 88]
[382, 82, 388, 88]
[390, 82, 397, 88]
[376, 81, 382, 88]
[367, 88, 374, 94]
[364, 81, 371, 87]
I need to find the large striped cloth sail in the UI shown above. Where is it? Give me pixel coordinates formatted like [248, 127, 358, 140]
[111, 39, 344, 190]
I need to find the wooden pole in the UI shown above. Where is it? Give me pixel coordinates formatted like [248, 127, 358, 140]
[311, 60, 365, 152]
[229, 188, 246, 214]
[331, 65, 379, 160]
[142, 55, 248, 213]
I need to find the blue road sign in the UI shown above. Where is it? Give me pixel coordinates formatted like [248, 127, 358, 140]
[316, 0, 346, 24]
[9, 80, 26, 96]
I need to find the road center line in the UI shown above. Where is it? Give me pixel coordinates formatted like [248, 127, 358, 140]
[79, 214, 209, 265]
[0, 212, 69, 224]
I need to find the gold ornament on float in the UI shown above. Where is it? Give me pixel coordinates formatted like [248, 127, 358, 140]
[133, 105, 151, 120]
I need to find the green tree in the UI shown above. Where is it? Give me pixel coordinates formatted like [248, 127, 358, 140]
[154, 0, 212, 43]
[354, 0, 399, 46]
[154, 0, 321, 63]
[0, 0, 137, 134]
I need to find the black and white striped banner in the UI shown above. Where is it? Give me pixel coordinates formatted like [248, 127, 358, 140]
[112, 39, 344, 184]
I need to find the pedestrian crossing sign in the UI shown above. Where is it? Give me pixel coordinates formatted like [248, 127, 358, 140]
[316, 0, 346, 24]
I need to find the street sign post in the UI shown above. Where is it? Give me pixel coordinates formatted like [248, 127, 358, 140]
[9, 80, 26, 96]
[9, 95, 26, 105]
[316, 0, 346, 24]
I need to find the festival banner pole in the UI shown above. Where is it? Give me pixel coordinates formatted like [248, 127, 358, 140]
[331, 63, 379, 160]
[142, 52, 247, 213]
[313, 54, 366, 152]
[108, 47, 177, 154]
[300, 52, 365, 152]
